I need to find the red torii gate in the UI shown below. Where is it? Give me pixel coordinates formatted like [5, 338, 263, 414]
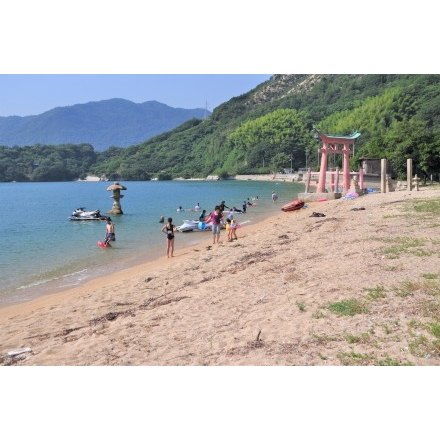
[315, 130, 361, 193]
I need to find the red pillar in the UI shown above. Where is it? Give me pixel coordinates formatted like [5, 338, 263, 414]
[317, 144, 328, 193]
[342, 144, 351, 192]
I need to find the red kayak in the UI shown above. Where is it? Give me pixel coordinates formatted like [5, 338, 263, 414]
[281, 200, 305, 212]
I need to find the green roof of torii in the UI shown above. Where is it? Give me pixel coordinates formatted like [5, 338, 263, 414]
[314, 129, 361, 140]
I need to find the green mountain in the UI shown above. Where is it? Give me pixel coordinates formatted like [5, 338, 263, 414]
[1, 74, 439, 182]
[90, 74, 440, 181]
[0, 98, 209, 151]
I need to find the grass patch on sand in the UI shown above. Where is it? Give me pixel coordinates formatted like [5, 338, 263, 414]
[295, 301, 306, 312]
[375, 195, 440, 253]
[382, 264, 401, 272]
[392, 280, 420, 297]
[382, 237, 429, 258]
[408, 319, 424, 330]
[310, 333, 339, 344]
[337, 351, 414, 366]
[421, 299, 440, 318]
[428, 321, 440, 339]
[408, 335, 432, 358]
[375, 356, 414, 366]
[407, 318, 440, 358]
[409, 198, 440, 215]
[401, 198, 440, 228]
[393, 279, 440, 297]
[337, 351, 372, 365]
[344, 332, 372, 344]
[287, 296, 307, 312]
[364, 284, 387, 300]
[327, 298, 369, 316]
[380, 320, 400, 335]
[312, 310, 326, 319]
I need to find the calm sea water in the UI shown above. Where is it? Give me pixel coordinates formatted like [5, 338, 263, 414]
[0, 179, 303, 306]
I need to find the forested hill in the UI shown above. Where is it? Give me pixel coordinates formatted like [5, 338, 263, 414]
[0, 98, 209, 150]
[88, 74, 439, 180]
[1, 74, 439, 182]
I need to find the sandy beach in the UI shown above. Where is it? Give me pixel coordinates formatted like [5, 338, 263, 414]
[1, 186, 440, 366]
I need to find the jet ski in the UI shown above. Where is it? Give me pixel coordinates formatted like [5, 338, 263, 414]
[69, 207, 108, 221]
[176, 219, 214, 232]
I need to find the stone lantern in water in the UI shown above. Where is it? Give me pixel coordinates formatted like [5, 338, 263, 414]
[106, 181, 127, 215]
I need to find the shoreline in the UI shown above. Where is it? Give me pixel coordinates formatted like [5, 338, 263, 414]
[0, 205, 284, 313]
[2, 186, 440, 365]
[0, 178, 299, 309]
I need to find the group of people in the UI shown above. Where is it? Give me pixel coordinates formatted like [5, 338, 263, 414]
[160, 204, 205, 258]
[104, 194, 265, 254]
[177, 203, 201, 213]
[160, 199, 243, 256]
[206, 201, 240, 245]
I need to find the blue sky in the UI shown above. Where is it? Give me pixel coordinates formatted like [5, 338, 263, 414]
[1, 4, 434, 119]
[0, 74, 272, 117]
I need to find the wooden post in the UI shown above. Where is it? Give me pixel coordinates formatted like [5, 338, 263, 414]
[381, 159, 387, 193]
[407, 159, 413, 191]
[359, 168, 364, 192]
[305, 168, 311, 193]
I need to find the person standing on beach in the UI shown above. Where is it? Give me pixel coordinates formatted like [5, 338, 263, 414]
[210, 205, 223, 244]
[226, 218, 233, 241]
[226, 218, 238, 241]
[103, 217, 115, 247]
[161, 217, 177, 258]
[230, 218, 238, 240]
